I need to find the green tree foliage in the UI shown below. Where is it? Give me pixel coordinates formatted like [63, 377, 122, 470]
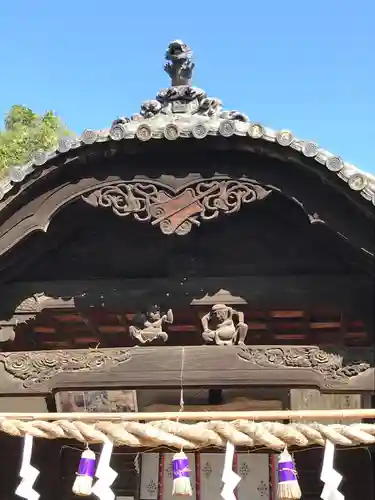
[0, 105, 72, 176]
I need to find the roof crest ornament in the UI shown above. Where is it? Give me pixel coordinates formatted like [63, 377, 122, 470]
[113, 40, 248, 124]
[164, 39, 195, 87]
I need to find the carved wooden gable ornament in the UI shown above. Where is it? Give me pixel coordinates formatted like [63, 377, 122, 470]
[82, 178, 271, 235]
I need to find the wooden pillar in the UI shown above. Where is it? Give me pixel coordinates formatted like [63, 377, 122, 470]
[290, 389, 374, 500]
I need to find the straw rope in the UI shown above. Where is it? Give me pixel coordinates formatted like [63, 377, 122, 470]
[1, 419, 375, 450]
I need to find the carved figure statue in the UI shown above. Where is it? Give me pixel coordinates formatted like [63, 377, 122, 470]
[201, 304, 248, 346]
[164, 39, 195, 86]
[129, 305, 173, 345]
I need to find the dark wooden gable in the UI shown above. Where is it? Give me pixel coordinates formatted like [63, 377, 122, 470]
[10, 189, 369, 282]
[0, 144, 373, 349]
[0, 145, 373, 280]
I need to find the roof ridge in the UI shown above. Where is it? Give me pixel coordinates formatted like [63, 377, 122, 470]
[1, 40, 374, 207]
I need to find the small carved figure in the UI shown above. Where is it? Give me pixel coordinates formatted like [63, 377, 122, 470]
[129, 305, 173, 345]
[164, 40, 195, 87]
[201, 304, 248, 346]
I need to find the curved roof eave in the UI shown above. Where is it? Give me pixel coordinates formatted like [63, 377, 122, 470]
[1, 115, 374, 208]
[1, 39, 374, 210]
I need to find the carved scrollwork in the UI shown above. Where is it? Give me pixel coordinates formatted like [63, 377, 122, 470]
[82, 179, 272, 235]
[238, 346, 370, 381]
[0, 348, 131, 388]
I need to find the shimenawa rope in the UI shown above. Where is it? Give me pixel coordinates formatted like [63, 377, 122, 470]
[1, 419, 375, 450]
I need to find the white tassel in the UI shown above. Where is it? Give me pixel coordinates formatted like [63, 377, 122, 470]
[72, 449, 96, 496]
[172, 451, 193, 496]
[277, 449, 301, 500]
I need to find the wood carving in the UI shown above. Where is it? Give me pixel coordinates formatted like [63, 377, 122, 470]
[129, 305, 173, 344]
[201, 304, 248, 345]
[0, 346, 373, 394]
[238, 346, 370, 382]
[0, 348, 131, 388]
[0, 293, 54, 343]
[82, 179, 271, 235]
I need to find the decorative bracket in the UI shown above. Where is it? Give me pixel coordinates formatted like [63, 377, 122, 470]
[82, 179, 271, 235]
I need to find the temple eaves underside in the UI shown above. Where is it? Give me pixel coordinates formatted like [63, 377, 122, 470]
[0, 39, 374, 207]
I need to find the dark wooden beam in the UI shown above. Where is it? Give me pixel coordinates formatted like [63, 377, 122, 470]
[0, 345, 373, 396]
[1, 274, 372, 311]
[0, 275, 372, 343]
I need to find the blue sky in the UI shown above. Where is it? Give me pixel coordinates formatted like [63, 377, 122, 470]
[1, 1, 374, 171]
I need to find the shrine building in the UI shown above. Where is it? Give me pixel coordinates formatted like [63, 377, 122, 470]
[0, 40, 374, 500]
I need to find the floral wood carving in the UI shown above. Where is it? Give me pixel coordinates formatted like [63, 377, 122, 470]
[237, 346, 370, 381]
[0, 349, 131, 388]
[82, 179, 271, 235]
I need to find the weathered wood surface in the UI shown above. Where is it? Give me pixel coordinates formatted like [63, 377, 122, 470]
[290, 389, 363, 425]
[1, 275, 372, 312]
[0, 148, 373, 264]
[2, 274, 372, 345]
[142, 397, 283, 412]
[290, 388, 374, 500]
[0, 345, 373, 396]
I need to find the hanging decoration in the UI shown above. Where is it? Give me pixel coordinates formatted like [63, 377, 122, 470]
[172, 451, 193, 496]
[72, 448, 97, 496]
[276, 449, 301, 500]
[5, 411, 356, 500]
[15, 434, 40, 500]
[320, 440, 344, 500]
[221, 441, 241, 500]
[91, 440, 118, 500]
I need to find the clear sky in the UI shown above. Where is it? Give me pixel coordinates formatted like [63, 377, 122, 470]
[1, 0, 374, 172]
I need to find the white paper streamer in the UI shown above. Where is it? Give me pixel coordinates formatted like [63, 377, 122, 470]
[320, 440, 344, 500]
[15, 434, 40, 500]
[221, 442, 241, 500]
[91, 440, 118, 500]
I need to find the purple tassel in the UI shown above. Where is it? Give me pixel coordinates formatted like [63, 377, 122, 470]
[277, 450, 301, 499]
[172, 452, 193, 496]
[72, 449, 96, 496]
